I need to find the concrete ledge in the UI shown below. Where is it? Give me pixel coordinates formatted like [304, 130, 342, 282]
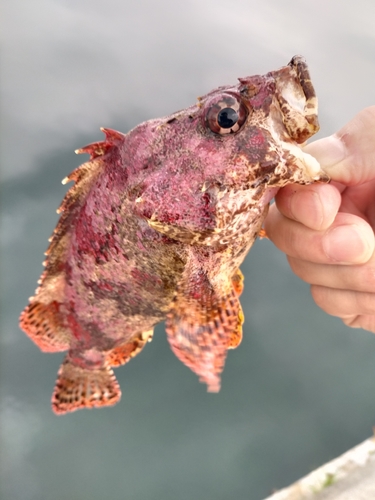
[264, 436, 375, 500]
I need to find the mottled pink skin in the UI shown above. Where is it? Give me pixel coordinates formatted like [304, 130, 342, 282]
[66, 76, 310, 351]
[128, 79, 278, 232]
[64, 65, 323, 358]
[20, 57, 328, 406]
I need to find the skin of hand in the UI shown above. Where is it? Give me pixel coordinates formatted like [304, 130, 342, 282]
[264, 106, 375, 333]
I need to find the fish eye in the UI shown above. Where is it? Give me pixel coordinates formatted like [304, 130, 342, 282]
[217, 108, 238, 128]
[205, 93, 248, 135]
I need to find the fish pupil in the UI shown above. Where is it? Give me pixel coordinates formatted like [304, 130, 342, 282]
[217, 108, 238, 128]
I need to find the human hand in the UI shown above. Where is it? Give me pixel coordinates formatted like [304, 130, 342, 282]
[264, 106, 375, 332]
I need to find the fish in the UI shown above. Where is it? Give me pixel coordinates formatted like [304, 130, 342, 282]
[19, 56, 328, 414]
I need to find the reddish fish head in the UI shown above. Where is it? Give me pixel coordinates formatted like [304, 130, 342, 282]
[131, 56, 328, 240]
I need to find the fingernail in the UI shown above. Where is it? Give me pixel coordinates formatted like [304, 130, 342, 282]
[290, 190, 324, 229]
[322, 224, 372, 263]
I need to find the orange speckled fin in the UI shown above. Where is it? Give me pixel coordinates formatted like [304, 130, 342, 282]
[51, 356, 121, 415]
[106, 330, 154, 367]
[258, 227, 268, 239]
[165, 272, 241, 392]
[228, 303, 244, 349]
[231, 268, 244, 296]
[19, 301, 69, 352]
[228, 269, 244, 349]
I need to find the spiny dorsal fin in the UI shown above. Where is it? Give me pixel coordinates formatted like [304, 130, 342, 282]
[19, 128, 126, 352]
[50, 127, 126, 272]
[74, 128, 126, 160]
[52, 355, 121, 414]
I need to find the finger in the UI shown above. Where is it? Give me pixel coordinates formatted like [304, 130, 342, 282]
[304, 106, 375, 186]
[311, 285, 375, 317]
[343, 314, 375, 333]
[288, 256, 375, 293]
[273, 183, 341, 231]
[265, 209, 374, 264]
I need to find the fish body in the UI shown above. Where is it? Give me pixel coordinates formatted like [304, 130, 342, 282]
[20, 56, 328, 414]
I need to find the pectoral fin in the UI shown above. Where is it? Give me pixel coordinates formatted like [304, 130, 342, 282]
[165, 271, 242, 391]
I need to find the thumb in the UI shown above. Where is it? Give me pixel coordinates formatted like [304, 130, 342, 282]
[303, 106, 375, 186]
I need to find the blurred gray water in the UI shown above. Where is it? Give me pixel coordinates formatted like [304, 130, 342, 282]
[1, 1, 375, 499]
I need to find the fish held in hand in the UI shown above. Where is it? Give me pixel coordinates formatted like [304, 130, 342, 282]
[19, 56, 328, 414]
